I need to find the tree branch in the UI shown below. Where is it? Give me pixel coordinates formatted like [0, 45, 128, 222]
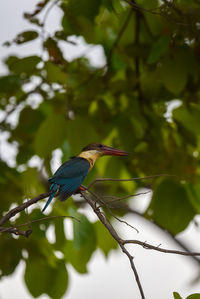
[87, 174, 175, 189]
[0, 192, 49, 227]
[81, 190, 146, 299]
[121, 239, 200, 256]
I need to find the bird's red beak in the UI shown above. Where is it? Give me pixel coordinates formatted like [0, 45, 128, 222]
[101, 145, 129, 156]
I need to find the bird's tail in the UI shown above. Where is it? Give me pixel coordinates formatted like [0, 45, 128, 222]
[42, 183, 59, 212]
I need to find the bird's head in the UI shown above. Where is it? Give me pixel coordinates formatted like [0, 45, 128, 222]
[81, 143, 129, 157]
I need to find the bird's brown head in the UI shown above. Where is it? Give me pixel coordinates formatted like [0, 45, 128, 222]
[81, 143, 129, 156]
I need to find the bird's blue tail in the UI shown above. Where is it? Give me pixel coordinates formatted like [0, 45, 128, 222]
[42, 183, 59, 212]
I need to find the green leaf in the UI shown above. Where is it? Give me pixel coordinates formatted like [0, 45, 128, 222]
[0, 75, 21, 93]
[44, 61, 67, 84]
[12, 106, 44, 141]
[66, 118, 99, 153]
[148, 36, 170, 64]
[173, 103, 200, 136]
[185, 183, 200, 213]
[147, 179, 195, 234]
[25, 258, 69, 299]
[94, 221, 118, 256]
[187, 294, 200, 299]
[5, 55, 41, 75]
[63, 209, 97, 273]
[0, 237, 22, 276]
[63, 240, 88, 273]
[67, 0, 102, 21]
[173, 292, 183, 299]
[14, 30, 39, 44]
[70, 208, 96, 249]
[160, 54, 187, 94]
[34, 114, 67, 157]
[22, 167, 44, 197]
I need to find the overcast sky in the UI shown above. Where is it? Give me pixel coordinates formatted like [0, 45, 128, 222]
[0, 1, 200, 299]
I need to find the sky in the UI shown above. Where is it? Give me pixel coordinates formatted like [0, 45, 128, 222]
[0, 1, 200, 299]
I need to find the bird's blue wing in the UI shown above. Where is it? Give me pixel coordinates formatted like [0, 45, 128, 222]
[49, 157, 90, 182]
[59, 176, 85, 201]
[49, 157, 90, 201]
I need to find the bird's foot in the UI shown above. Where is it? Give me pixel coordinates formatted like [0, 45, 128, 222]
[78, 185, 87, 191]
[74, 185, 87, 195]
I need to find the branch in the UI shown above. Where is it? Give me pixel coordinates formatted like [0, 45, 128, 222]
[0, 192, 49, 237]
[81, 190, 146, 299]
[123, 0, 188, 25]
[87, 174, 175, 189]
[121, 240, 200, 256]
[0, 192, 49, 227]
[82, 188, 200, 298]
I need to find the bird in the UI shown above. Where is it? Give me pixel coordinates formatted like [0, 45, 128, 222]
[42, 143, 129, 212]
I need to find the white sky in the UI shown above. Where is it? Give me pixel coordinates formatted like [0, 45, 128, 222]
[0, 1, 200, 299]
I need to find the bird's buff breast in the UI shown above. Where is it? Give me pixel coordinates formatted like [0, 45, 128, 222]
[78, 150, 102, 170]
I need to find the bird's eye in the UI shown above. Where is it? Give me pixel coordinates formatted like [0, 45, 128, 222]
[98, 144, 103, 148]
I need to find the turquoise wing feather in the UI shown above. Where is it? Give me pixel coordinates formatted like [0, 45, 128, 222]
[42, 157, 90, 212]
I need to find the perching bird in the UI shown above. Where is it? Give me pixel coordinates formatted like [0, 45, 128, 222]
[42, 143, 129, 212]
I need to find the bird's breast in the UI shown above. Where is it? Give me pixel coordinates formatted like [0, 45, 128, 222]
[78, 150, 102, 170]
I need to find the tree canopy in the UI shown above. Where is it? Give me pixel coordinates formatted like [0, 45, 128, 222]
[1, 0, 200, 298]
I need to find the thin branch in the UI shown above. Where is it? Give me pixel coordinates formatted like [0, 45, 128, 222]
[98, 191, 151, 208]
[0, 226, 32, 237]
[81, 190, 146, 299]
[87, 174, 175, 189]
[122, 240, 200, 256]
[126, 208, 200, 266]
[0, 192, 49, 227]
[14, 215, 80, 228]
[123, 0, 187, 25]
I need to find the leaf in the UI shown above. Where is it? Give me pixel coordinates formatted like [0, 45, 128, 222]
[63, 208, 97, 273]
[63, 240, 88, 273]
[173, 292, 183, 299]
[67, 0, 102, 21]
[0, 237, 22, 276]
[187, 294, 200, 299]
[70, 208, 96, 249]
[0, 75, 21, 93]
[22, 167, 45, 197]
[5, 55, 41, 75]
[173, 103, 200, 136]
[34, 114, 67, 157]
[185, 183, 200, 213]
[148, 36, 170, 64]
[14, 30, 39, 44]
[44, 61, 67, 84]
[94, 221, 118, 257]
[13, 106, 44, 141]
[66, 118, 99, 153]
[25, 258, 69, 299]
[147, 179, 195, 234]
[160, 54, 188, 94]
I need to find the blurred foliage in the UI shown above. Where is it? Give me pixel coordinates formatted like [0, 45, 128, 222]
[173, 292, 200, 299]
[1, 0, 200, 297]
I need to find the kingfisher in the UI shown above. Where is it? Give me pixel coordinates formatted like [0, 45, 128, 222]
[42, 143, 129, 212]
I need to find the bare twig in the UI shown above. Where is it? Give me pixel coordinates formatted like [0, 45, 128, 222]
[0, 226, 33, 237]
[123, 0, 187, 25]
[87, 174, 175, 189]
[14, 214, 80, 228]
[0, 192, 49, 227]
[121, 240, 200, 256]
[81, 190, 146, 299]
[98, 190, 151, 208]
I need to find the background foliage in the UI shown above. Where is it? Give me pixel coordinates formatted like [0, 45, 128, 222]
[1, 0, 200, 298]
